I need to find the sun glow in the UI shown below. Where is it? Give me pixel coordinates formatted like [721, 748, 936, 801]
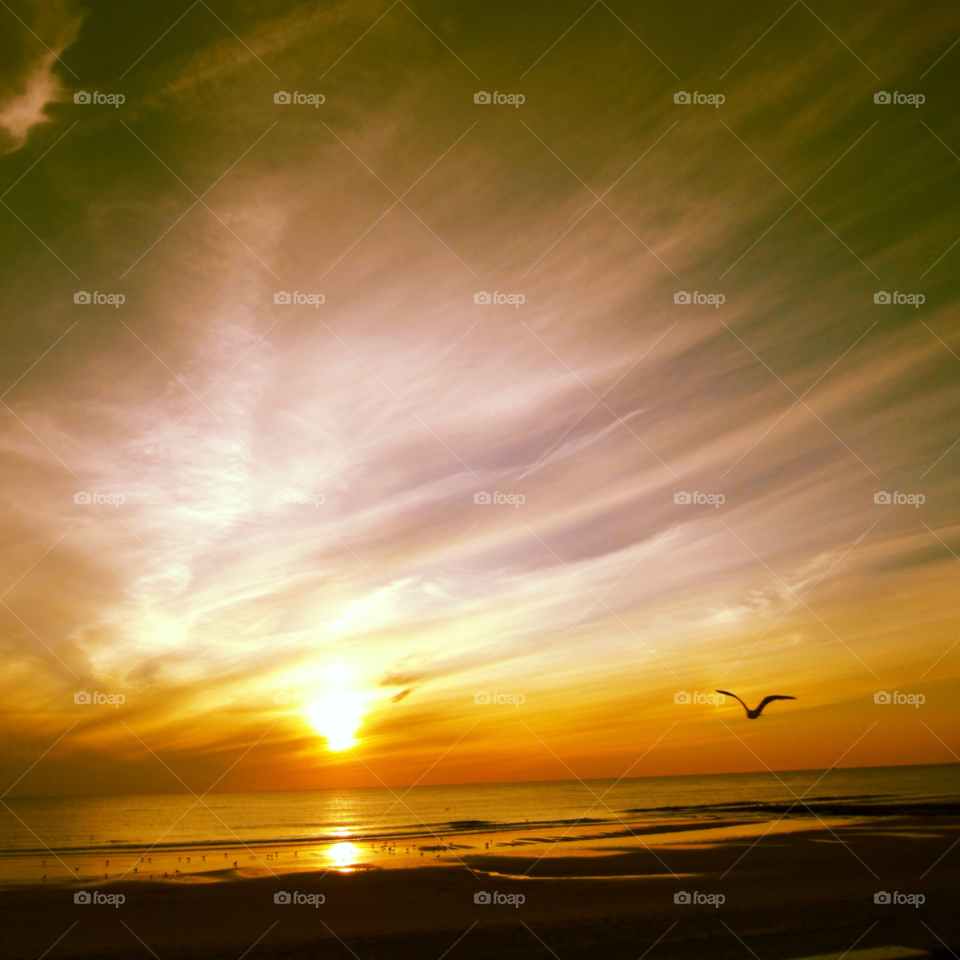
[305, 667, 366, 751]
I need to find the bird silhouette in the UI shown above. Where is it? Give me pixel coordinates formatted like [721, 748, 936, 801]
[716, 690, 795, 719]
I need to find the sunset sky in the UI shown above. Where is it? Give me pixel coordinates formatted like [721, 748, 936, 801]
[1, 0, 958, 797]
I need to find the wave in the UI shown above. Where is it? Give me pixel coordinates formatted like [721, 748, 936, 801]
[621, 794, 960, 817]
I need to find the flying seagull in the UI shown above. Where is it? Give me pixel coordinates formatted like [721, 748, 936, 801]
[716, 690, 795, 719]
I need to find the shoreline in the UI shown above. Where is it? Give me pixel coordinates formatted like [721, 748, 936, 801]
[0, 814, 882, 887]
[2, 813, 956, 887]
[1, 817, 958, 960]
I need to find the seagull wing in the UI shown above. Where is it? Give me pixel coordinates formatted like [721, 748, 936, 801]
[716, 690, 750, 715]
[755, 695, 796, 716]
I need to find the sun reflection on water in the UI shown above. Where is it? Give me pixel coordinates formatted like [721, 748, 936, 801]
[325, 841, 359, 869]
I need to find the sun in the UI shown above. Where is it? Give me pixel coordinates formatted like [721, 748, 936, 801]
[306, 687, 366, 751]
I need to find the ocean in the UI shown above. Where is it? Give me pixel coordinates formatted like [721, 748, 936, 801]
[2, 763, 957, 883]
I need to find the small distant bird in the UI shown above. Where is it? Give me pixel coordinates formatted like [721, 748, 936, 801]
[716, 690, 795, 719]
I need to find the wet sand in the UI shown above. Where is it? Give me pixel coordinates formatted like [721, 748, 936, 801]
[1, 817, 957, 960]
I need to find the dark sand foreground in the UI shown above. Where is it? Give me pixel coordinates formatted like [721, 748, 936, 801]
[2, 819, 958, 960]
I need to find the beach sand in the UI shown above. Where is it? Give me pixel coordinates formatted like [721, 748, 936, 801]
[2, 817, 957, 960]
